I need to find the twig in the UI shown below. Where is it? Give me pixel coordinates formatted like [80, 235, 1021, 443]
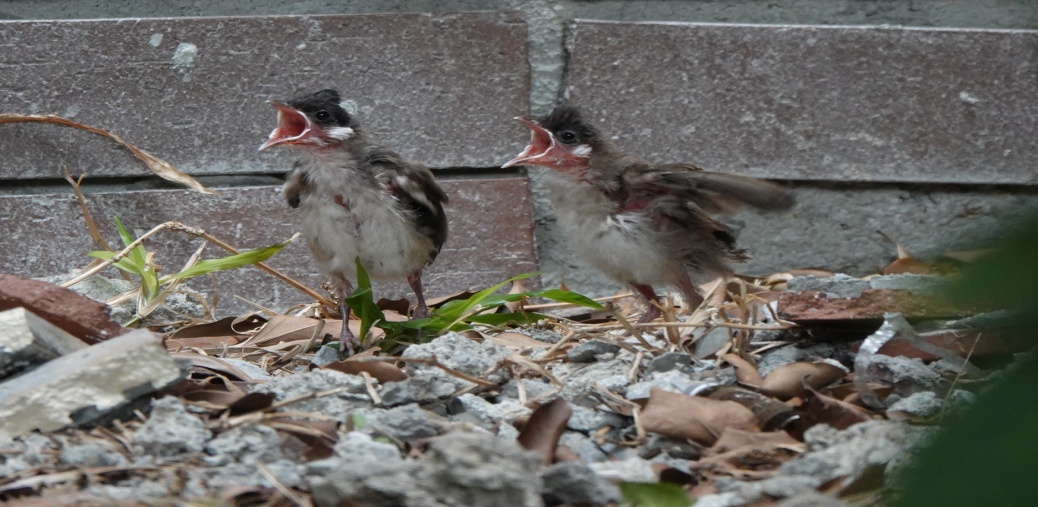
[574, 320, 793, 333]
[256, 462, 306, 506]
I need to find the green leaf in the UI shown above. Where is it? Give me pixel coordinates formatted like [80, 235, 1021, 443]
[464, 312, 549, 326]
[530, 288, 604, 309]
[87, 251, 143, 276]
[112, 216, 148, 271]
[343, 259, 386, 343]
[164, 238, 293, 281]
[620, 482, 694, 507]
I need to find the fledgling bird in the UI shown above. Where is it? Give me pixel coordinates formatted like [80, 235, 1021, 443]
[259, 89, 448, 356]
[503, 105, 793, 323]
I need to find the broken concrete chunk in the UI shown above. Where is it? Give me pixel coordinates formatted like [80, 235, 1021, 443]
[0, 329, 182, 440]
[0, 307, 89, 379]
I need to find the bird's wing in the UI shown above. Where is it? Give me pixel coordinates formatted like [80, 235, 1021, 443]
[366, 150, 450, 256]
[624, 163, 794, 213]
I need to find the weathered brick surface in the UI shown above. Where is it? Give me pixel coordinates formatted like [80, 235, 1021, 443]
[0, 12, 529, 179]
[0, 178, 538, 315]
[565, 21, 1038, 184]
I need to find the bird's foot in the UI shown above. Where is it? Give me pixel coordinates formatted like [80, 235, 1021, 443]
[338, 324, 360, 360]
[636, 305, 662, 324]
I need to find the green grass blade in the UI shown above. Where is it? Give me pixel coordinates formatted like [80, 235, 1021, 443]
[166, 238, 293, 280]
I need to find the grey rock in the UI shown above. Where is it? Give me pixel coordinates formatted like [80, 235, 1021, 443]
[558, 358, 632, 399]
[85, 481, 171, 501]
[380, 369, 467, 407]
[415, 431, 543, 507]
[646, 352, 694, 375]
[251, 369, 371, 419]
[500, 378, 557, 401]
[626, 370, 710, 401]
[780, 421, 928, 484]
[133, 396, 211, 460]
[60, 441, 129, 467]
[566, 405, 629, 433]
[888, 391, 943, 419]
[0, 434, 57, 476]
[778, 491, 848, 507]
[559, 431, 609, 463]
[566, 339, 621, 363]
[306, 455, 427, 507]
[204, 423, 283, 466]
[693, 492, 744, 507]
[334, 431, 402, 462]
[359, 404, 446, 441]
[728, 474, 825, 502]
[757, 343, 853, 377]
[0, 307, 88, 379]
[0, 329, 182, 440]
[860, 354, 946, 398]
[184, 459, 303, 500]
[310, 344, 342, 368]
[402, 332, 512, 383]
[454, 393, 531, 428]
[541, 461, 621, 506]
[693, 327, 733, 359]
[589, 456, 657, 483]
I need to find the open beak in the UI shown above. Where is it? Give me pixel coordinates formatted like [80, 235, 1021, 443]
[258, 101, 312, 151]
[502, 117, 559, 168]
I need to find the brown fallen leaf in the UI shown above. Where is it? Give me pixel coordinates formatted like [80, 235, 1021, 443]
[760, 361, 847, 400]
[487, 332, 551, 349]
[317, 350, 408, 383]
[517, 397, 573, 466]
[0, 113, 214, 194]
[692, 427, 804, 480]
[722, 353, 764, 386]
[640, 388, 758, 445]
[170, 352, 258, 382]
[791, 384, 875, 436]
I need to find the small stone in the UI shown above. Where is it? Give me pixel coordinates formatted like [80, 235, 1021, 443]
[60, 441, 128, 467]
[357, 404, 445, 441]
[414, 431, 543, 507]
[589, 456, 658, 483]
[566, 339, 621, 363]
[541, 461, 621, 506]
[133, 397, 211, 460]
[646, 352, 694, 374]
[566, 405, 629, 433]
[334, 431, 402, 462]
[888, 391, 942, 419]
[204, 423, 283, 466]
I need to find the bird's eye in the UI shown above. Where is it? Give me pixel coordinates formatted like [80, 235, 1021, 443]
[557, 130, 578, 144]
[314, 110, 331, 121]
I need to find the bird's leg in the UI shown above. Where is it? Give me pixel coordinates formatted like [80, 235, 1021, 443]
[674, 272, 705, 314]
[630, 283, 663, 324]
[336, 278, 360, 358]
[406, 272, 430, 318]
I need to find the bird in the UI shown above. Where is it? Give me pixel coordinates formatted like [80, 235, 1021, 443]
[259, 89, 448, 356]
[503, 105, 793, 323]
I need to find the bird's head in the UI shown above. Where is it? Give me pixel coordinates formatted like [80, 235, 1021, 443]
[258, 89, 359, 152]
[502, 105, 604, 173]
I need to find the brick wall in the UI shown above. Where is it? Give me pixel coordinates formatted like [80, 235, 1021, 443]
[1, 1, 1036, 313]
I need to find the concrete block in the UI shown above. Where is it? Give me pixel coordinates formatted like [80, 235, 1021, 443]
[565, 21, 1038, 184]
[0, 11, 529, 179]
[0, 329, 182, 440]
[0, 178, 539, 315]
[0, 307, 88, 379]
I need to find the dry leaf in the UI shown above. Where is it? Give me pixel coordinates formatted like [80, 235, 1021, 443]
[640, 388, 758, 445]
[517, 397, 573, 465]
[170, 352, 258, 382]
[792, 385, 874, 434]
[318, 353, 408, 383]
[722, 353, 764, 386]
[486, 332, 551, 349]
[0, 113, 214, 194]
[760, 361, 847, 400]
